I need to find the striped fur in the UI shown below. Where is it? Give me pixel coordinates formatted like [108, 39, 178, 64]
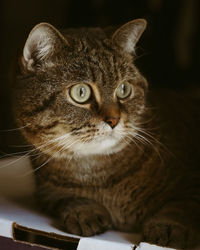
[13, 20, 200, 249]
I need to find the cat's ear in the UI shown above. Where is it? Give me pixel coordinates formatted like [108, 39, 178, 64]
[20, 23, 67, 73]
[112, 19, 147, 54]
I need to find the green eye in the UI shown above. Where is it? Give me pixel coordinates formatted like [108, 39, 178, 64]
[70, 83, 91, 103]
[116, 82, 132, 99]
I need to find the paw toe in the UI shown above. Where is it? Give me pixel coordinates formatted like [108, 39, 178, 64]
[143, 221, 188, 249]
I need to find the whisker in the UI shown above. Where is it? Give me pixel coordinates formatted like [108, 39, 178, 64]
[0, 133, 73, 169]
[20, 138, 80, 177]
[131, 124, 172, 155]
[0, 124, 30, 132]
[30, 133, 72, 153]
[9, 144, 33, 148]
[20, 153, 54, 177]
[117, 132, 132, 149]
[126, 128, 164, 162]
[0, 150, 33, 159]
[61, 151, 75, 177]
[123, 133, 144, 152]
[0, 150, 34, 169]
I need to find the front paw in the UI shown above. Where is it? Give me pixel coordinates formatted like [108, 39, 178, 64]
[143, 219, 196, 249]
[60, 201, 111, 236]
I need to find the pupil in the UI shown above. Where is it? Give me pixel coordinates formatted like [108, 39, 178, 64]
[80, 87, 85, 97]
[121, 84, 125, 94]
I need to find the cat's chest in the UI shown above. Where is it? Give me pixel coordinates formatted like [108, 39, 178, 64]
[58, 155, 119, 185]
[99, 177, 150, 230]
[37, 154, 165, 231]
[60, 169, 149, 230]
[63, 157, 165, 230]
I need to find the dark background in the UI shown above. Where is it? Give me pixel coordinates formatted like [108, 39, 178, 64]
[0, 0, 200, 154]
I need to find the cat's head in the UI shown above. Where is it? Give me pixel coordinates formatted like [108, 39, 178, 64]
[13, 19, 148, 158]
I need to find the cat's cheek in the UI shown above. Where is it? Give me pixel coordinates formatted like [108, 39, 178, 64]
[136, 104, 145, 115]
[126, 98, 146, 117]
[119, 112, 128, 123]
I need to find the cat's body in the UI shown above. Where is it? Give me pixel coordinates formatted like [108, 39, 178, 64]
[13, 19, 200, 249]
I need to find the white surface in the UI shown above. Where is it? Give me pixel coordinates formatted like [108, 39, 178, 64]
[77, 230, 141, 250]
[77, 237, 133, 250]
[0, 218, 13, 238]
[137, 243, 174, 250]
[77, 233, 173, 250]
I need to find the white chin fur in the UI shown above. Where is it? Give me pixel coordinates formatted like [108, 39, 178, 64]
[71, 121, 127, 156]
[73, 136, 125, 156]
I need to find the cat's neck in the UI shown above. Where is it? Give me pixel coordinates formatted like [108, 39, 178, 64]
[33, 139, 157, 185]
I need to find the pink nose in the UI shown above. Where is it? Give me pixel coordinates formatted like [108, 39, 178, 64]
[104, 116, 120, 128]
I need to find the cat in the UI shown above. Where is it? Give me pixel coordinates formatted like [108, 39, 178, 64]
[12, 19, 200, 249]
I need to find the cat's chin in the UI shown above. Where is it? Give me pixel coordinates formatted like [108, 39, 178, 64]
[41, 137, 127, 159]
[72, 136, 127, 156]
[66, 120, 128, 156]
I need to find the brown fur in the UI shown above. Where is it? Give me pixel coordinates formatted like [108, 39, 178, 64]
[12, 19, 200, 249]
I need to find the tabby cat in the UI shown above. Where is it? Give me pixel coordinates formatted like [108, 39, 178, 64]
[12, 19, 200, 249]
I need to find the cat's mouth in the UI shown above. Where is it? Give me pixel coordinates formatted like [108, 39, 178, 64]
[68, 121, 128, 156]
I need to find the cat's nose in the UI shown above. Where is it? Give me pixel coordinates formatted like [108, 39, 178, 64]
[101, 104, 120, 129]
[104, 116, 120, 129]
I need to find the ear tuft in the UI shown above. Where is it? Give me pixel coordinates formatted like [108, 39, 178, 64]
[21, 23, 65, 72]
[112, 19, 147, 54]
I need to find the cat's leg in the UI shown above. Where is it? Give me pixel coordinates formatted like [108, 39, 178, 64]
[56, 198, 112, 236]
[142, 200, 200, 249]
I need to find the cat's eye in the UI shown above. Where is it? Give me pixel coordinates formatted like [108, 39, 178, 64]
[70, 83, 91, 103]
[116, 82, 132, 99]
